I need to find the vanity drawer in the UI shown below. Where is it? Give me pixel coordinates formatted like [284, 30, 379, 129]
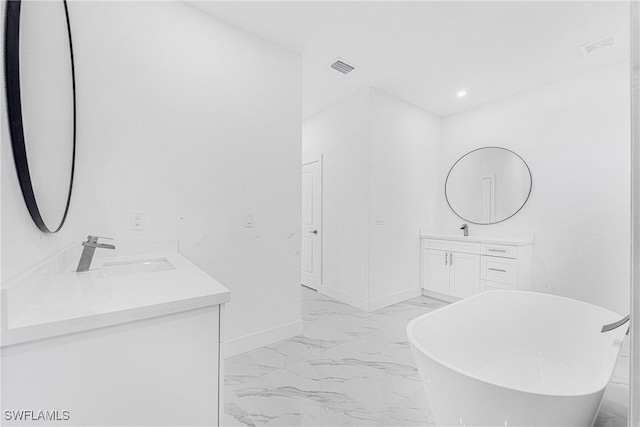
[481, 280, 516, 291]
[481, 243, 517, 259]
[425, 239, 480, 255]
[481, 256, 517, 284]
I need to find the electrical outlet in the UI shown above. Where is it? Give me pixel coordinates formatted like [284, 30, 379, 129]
[130, 212, 145, 230]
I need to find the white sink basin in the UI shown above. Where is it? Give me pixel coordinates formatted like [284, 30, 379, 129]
[100, 258, 176, 277]
[2, 244, 231, 347]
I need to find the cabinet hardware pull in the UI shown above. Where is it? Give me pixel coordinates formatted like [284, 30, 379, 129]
[488, 267, 506, 272]
[488, 249, 507, 252]
[449, 252, 453, 265]
[444, 253, 447, 266]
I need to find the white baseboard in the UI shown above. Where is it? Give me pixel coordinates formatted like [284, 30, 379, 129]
[223, 319, 303, 358]
[320, 287, 424, 312]
[368, 288, 422, 312]
[422, 289, 459, 304]
[319, 286, 369, 312]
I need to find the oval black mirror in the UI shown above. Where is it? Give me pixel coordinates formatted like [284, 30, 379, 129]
[445, 147, 532, 225]
[4, 0, 76, 233]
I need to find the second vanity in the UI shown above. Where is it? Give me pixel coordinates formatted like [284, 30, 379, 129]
[421, 234, 533, 301]
[1, 240, 230, 426]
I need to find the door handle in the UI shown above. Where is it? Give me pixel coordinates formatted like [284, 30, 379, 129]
[309, 230, 318, 234]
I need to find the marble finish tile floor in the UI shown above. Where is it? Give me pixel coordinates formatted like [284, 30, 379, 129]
[224, 287, 630, 426]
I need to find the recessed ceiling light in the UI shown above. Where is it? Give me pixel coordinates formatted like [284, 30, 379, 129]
[456, 90, 467, 98]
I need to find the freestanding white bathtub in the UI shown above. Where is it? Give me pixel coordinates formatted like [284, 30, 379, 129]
[407, 291, 628, 427]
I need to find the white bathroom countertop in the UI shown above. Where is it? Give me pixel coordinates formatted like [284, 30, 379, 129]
[420, 233, 534, 246]
[1, 245, 230, 347]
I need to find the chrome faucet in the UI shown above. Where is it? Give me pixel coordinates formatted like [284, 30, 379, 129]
[460, 223, 469, 237]
[601, 315, 630, 334]
[76, 235, 115, 272]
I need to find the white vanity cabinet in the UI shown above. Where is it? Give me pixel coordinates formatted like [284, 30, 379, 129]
[424, 242, 480, 298]
[1, 247, 230, 427]
[421, 235, 533, 300]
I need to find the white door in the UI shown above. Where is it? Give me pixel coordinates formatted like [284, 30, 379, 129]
[450, 252, 480, 298]
[481, 176, 495, 223]
[425, 249, 450, 294]
[301, 160, 322, 289]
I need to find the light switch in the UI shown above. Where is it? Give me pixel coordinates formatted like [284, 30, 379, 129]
[244, 212, 254, 228]
[375, 215, 385, 225]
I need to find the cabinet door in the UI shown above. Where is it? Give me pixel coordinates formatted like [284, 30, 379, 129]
[424, 249, 450, 294]
[450, 252, 480, 298]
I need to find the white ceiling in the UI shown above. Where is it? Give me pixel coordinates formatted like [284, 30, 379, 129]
[188, 1, 630, 119]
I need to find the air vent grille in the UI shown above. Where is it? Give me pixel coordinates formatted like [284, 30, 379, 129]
[578, 35, 616, 56]
[330, 59, 355, 74]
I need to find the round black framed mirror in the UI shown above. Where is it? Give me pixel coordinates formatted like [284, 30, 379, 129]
[4, 0, 76, 233]
[445, 147, 532, 225]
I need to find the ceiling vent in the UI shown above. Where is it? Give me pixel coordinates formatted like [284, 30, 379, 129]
[330, 59, 355, 75]
[578, 34, 616, 56]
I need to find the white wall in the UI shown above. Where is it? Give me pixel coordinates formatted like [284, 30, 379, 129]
[630, 4, 639, 422]
[302, 88, 440, 310]
[368, 89, 440, 306]
[2, 1, 302, 349]
[302, 89, 371, 307]
[438, 63, 630, 314]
